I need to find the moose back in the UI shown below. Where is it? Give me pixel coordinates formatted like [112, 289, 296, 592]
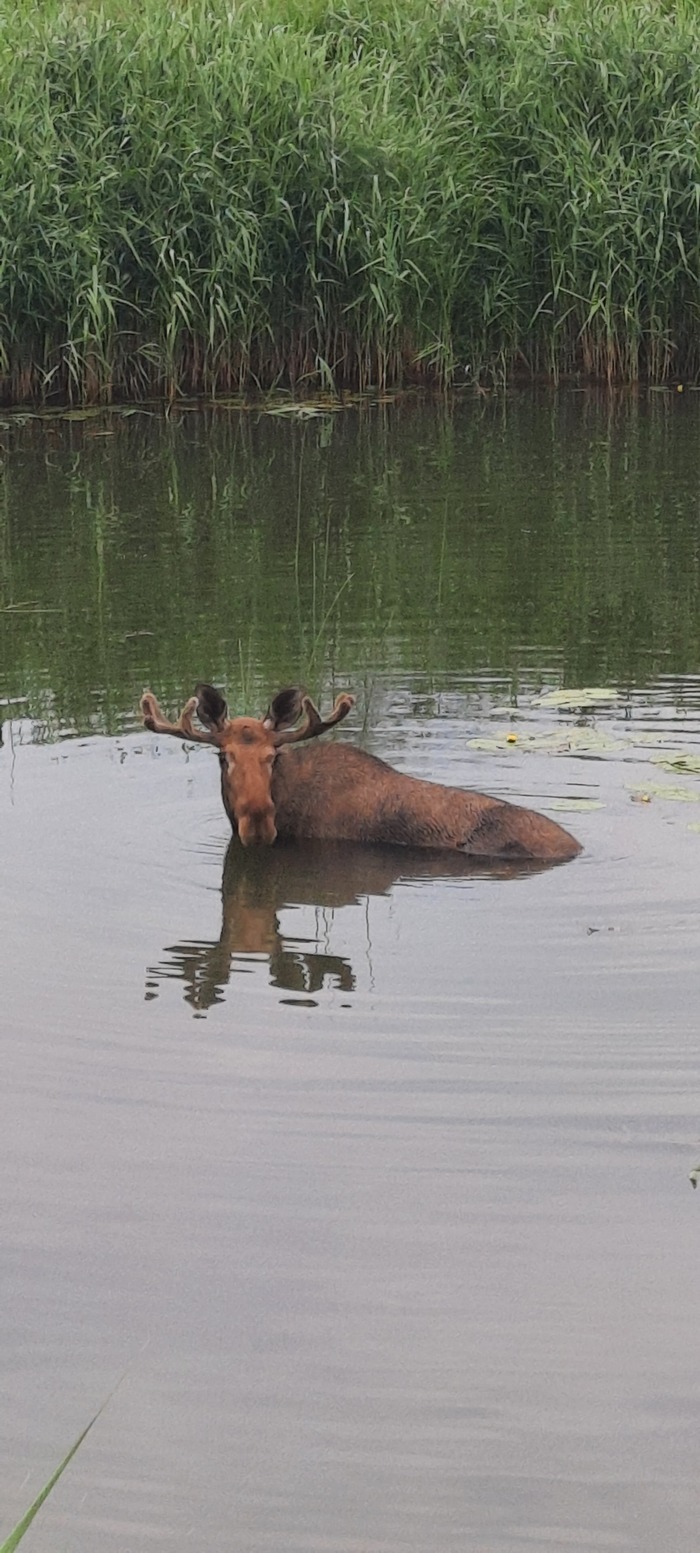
[141, 683, 581, 863]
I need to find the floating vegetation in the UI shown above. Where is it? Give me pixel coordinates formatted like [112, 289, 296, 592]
[531, 688, 620, 710]
[263, 403, 344, 420]
[470, 726, 700, 790]
[650, 752, 700, 776]
[627, 782, 700, 803]
[630, 732, 699, 748]
[0, 604, 62, 614]
[468, 727, 624, 756]
[549, 798, 604, 812]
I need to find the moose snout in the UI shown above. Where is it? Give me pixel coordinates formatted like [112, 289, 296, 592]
[237, 806, 277, 847]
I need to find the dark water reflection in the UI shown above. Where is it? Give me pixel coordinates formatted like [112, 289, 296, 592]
[2, 395, 700, 1553]
[149, 839, 555, 1012]
[3, 388, 700, 737]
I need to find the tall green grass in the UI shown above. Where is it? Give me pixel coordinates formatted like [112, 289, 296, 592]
[1, 0, 700, 401]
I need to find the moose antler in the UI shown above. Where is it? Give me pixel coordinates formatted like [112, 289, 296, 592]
[140, 691, 221, 746]
[272, 692, 355, 747]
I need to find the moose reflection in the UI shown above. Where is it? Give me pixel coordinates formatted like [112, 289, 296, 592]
[146, 838, 557, 1013]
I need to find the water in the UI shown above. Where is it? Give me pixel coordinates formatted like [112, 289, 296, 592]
[1, 392, 699, 1551]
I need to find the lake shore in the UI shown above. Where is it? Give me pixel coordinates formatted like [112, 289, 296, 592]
[1, 0, 700, 405]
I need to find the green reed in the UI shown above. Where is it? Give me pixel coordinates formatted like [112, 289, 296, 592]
[1, 1394, 110, 1552]
[1, 0, 700, 401]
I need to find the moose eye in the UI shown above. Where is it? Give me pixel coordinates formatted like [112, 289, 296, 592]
[218, 751, 228, 768]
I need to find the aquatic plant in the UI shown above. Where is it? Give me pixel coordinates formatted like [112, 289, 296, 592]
[1, 0, 700, 401]
[0, 1406, 102, 1551]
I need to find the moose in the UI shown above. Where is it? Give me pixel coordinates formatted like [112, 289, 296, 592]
[141, 686, 580, 869]
[140, 683, 581, 863]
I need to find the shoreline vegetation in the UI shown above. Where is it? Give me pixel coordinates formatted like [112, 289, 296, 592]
[1, 0, 699, 405]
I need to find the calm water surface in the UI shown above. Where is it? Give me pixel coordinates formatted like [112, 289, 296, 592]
[1, 393, 700, 1551]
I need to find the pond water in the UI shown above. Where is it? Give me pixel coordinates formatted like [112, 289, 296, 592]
[1, 392, 699, 1552]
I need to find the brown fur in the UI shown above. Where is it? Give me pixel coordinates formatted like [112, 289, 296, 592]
[270, 743, 580, 861]
[141, 686, 581, 863]
[216, 717, 278, 846]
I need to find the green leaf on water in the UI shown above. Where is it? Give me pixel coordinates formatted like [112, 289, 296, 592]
[263, 400, 341, 418]
[627, 782, 700, 803]
[651, 753, 700, 775]
[531, 687, 618, 709]
[468, 727, 622, 755]
[549, 798, 604, 812]
[468, 735, 516, 751]
[55, 408, 106, 421]
[687, 822, 700, 833]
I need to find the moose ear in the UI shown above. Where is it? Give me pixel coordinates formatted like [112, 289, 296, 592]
[262, 686, 305, 731]
[193, 682, 229, 730]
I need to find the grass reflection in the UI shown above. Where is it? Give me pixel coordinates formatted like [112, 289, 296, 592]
[1, 393, 700, 740]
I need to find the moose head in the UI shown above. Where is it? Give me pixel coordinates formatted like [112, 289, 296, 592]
[140, 684, 355, 847]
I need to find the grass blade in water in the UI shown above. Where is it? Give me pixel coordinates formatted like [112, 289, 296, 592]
[1, 1404, 104, 1551]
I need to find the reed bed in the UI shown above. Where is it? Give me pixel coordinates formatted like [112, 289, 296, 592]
[1, 0, 700, 402]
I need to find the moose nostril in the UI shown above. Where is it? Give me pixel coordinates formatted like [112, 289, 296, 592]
[237, 808, 277, 847]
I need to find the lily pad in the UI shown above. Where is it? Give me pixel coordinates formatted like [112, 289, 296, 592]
[630, 732, 688, 747]
[651, 752, 700, 775]
[627, 782, 700, 803]
[531, 687, 618, 709]
[468, 727, 622, 756]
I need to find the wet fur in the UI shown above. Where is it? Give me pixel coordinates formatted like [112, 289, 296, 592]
[271, 743, 581, 862]
[142, 683, 581, 862]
